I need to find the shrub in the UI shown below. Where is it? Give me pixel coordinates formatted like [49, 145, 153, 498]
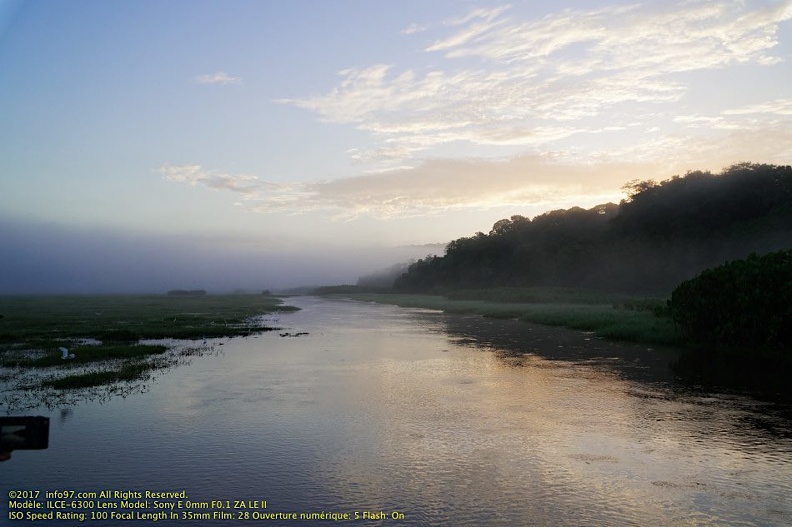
[669, 249, 792, 355]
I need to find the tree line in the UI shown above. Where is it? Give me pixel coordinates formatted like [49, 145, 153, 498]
[393, 163, 792, 294]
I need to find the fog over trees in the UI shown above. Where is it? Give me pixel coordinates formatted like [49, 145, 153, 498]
[356, 262, 414, 289]
[5, 163, 789, 295]
[394, 163, 792, 294]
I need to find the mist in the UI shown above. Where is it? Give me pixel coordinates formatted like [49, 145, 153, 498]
[392, 163, 792, 296]
[0, 217, 443, 294]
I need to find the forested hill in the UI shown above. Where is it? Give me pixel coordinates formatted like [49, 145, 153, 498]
[394, 163, 792, 294]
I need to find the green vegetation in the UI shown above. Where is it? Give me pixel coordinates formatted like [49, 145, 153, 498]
[312, 285, 391, 295]
[443, 286, 636, 305]
[43, 359, 169, 390]
[0, 294, 297, 391]
[166, 289, 207, 296]
[337, 288, 682, 346]
[669, 249, 792, 357]
[1, 343, 168, 368]
[0, 294, 297, 344]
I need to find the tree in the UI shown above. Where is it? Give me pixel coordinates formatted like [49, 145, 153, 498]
[393, 163, 792, 294]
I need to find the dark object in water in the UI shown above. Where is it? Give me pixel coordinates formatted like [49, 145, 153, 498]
[0, 416, 50, 450]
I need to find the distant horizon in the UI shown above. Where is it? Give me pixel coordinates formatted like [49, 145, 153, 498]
[2, 0, 791, 293]
[1, 163, 789, 294]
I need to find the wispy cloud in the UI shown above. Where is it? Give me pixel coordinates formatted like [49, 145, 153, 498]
[674, 96, 792, 133]
[592, 114, 792, 172]
[160, 156, 635, 219]
[160, 164, 314, 207]
[279, 1, 791, 164]
[162, 106, 792, 220]
[287, 155, 630, 217]
[174, 1, 792, 221]
[160, 164, 260, 199]
[722, 97, 792, 116]
[401, 23, 427, 35]
[193, 71, 242, 85]
[672, 114, 744, 130]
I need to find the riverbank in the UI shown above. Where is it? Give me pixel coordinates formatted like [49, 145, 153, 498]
[0, 294, 298, 391]
[333, 290, 792, 400]
[330, 289, 683, 346]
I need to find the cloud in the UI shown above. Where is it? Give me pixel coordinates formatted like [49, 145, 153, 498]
[592, 114, 792, 172]
[279, 1, 792, 165]
[672, 114, 744, 130]
[193, 71, 242, 85]
[162, 156, 637, 219]
[171, 2, 792, 222]
[434, 1, 788, 70]
[427, 6, 509, 52]
[722, 97, 792, 116]
[160, 164, 260, 199]
[294, 155, 630, 217]
[647, 96, 792, 180]
[444, 5, 511, 28]
[401, 23, 427, 35]
[163, 103, 792, 220]
[160, 164, 318, 208]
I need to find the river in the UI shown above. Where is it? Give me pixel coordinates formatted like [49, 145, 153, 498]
[2, 296, 791, 526]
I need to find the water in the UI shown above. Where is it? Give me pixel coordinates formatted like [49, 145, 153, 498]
[2, 296, 791, 526]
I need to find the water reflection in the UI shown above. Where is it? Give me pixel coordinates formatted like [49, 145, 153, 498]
[0, 342, 221, 413]
[673, 347, 792, 403]
[1, 296, 790, 527]
[437, 312, 679, 383]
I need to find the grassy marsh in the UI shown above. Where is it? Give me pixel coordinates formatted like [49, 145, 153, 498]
[0, 294, 297, 343]
[0, 294, 297, 391]
[43, 359, 168, 390]
[337, 288, 682, 346]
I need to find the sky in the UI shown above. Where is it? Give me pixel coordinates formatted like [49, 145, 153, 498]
[1, 0, 791, 293]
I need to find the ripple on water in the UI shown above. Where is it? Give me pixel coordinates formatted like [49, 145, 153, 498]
[2, 296, 790, 527]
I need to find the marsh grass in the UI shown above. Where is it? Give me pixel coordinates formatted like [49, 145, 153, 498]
[1, 344, 168, 368]
[43, 360, 165, 390]
[443, 286, 634, 305]
[341, 290, 682, 346]
[0, 294, 296, 392]
[0, 294, 296, 344]
[516, 304, 681, 344]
